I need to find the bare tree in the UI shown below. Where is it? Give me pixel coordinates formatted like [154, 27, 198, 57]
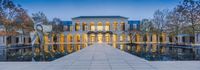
[177, 0, 200, 35]
[32, 12, 49, 25]
[140, 19, 154, 33]
[52, 18, 63, 33]
[15, 6, 34, 34]
[165, 8, 186, 36]
[152, 9, 169, 42]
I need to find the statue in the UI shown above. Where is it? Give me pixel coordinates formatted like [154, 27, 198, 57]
[30, 22, 45, 61]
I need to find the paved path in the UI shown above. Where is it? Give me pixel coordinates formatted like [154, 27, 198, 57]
[0, 43, 200, 70]
[54, 43, 157, 70]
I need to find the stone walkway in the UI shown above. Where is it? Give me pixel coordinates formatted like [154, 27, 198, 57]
[53, 43, 157, 70]
[0, 43, 200, 70]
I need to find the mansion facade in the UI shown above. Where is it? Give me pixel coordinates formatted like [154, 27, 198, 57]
[63, 16, 135, 44]
[0, 16, 167, 47]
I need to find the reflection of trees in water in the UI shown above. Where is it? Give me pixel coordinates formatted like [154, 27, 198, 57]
[5, 43, 87, 61]
[125, 44, 200, 61]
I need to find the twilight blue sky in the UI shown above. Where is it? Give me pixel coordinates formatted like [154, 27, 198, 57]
[13, 0, 181, 20]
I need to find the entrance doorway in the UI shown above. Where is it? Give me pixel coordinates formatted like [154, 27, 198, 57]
[90, 34, 95, 43]
[97, 33, 103, 43]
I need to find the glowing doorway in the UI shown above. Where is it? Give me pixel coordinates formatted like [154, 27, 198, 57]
[97, 33, 103, 43]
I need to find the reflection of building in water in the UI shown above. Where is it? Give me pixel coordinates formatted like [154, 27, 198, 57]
[151, 44, 157, 53]
[135, 44, 141, 53]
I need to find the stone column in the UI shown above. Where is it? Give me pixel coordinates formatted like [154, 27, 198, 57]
[147, 33, 150, 43]
[80, 22, 82, 32]
[88, 34, 90, 43]
[110, 22, 112, 31]
[72, 22, 75, 32]
[95, 22, 97, 31]
[80, 34, 82, 43]
[110, 34, 113, 43]
[102, 22, 105, 31]
[11, 36, 15, 45]
[95, 34, 97, 43]
[88, 22, 91, 31]
[102, 34, 105, 42]
[118, 22, 121, 32]
[86, 22, 89, 32]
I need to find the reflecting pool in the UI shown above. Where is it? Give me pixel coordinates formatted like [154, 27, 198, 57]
[1, 43, 200, 61]
[3, 44, 87, 61]
[112, 43, 200, 61]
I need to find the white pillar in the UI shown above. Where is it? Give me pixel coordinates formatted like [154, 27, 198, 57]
[80, 22, 82, 32]
[110, 22, 113, 31]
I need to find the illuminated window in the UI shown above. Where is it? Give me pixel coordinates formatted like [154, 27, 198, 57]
[105, 33, 110, 42]
[82, 22, 87, 31]
[97, 22, 103, 31]
[120, 34, 125, 42]
[105, 22, 110, 31]
[113, 22, 118, 31]
[90, 22, 95, 31]
[75, 23, 80, 31]
[113, 34, 117, 42]
[70, 26, 73, 31]
[120, 35, 123, 42]
[90, 34, 95, 42]
[67, 34, 73, 42]
[97, 33, 103, 43]
[82, 34, 87, 42]
[75, 34, 80, 42]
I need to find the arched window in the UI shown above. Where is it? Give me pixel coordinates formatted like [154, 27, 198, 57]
[120, 34, 126, 42]
[121, 22, 125, 31]
[105, 22, 110, 31]
[97, 22, 103, 31]
[67, 34, 73, 42]
[105, 33, 110, 42]
[113, 22, 118, 31]
[75, 22, 80, 31]
[74, 34, 81, 42]
[82, 34, 87, 42]
[113, 34, 117, 42]
[90, 34, 95, 43]
[82, 22, 87, 31]
[90, 22, 95, 31]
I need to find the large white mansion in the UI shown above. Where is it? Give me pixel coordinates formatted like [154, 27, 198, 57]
[64, 16, 134, 44]
[1, 16, 199, 47]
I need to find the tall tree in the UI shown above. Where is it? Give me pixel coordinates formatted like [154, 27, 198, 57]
[152, 9, 168, 33]
[0, 0, 19, 33]
[15, 5, 34, 34]
[51, 18, 63, 33]
[152, 9, 169, 42]
[32, 12, 49, 25]
[165, 8, 186, 36]
[140, 19, 154, 33]
[177, 0, 200, 35]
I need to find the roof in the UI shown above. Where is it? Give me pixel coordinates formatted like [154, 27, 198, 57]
[177, 34, 193, 37]
[128, 20, 140, 24]
[0, 31, 19, 36]
[72, 16, 128, 19]
[62, 21, 72, 26]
